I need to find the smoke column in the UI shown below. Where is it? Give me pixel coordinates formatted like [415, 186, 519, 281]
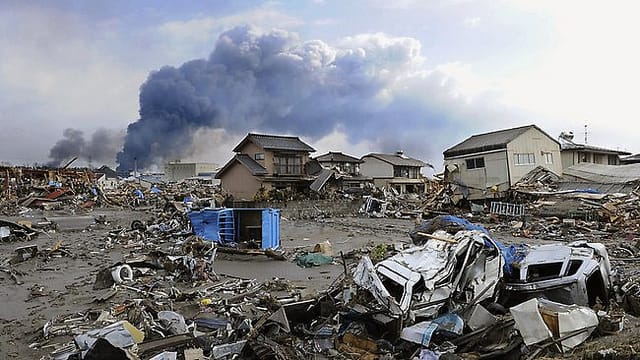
[116, 25, 507, 172]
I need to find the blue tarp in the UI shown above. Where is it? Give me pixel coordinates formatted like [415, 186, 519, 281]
[133, 189, 144, 199]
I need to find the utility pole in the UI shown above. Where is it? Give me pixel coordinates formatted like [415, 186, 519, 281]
[584, 124, 588, 144]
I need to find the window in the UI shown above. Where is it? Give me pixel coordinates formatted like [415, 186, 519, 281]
[254, 153, 265, 160]
[466, 157, 485, 169]
[394, 166, 419, 178]
[514, 153, 535, 165]
[543, 152, 553, 164]
[608, 155, 619, 165]
[274, 155, 303, 175]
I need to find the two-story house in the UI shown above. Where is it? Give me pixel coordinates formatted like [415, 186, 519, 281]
[309, 152, 372, 192]
[215, 133, 316, 199]
[360, 151, 430, 193]
[443, 124, 562, 200]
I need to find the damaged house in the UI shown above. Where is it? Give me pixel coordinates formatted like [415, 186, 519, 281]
[308, 152, 373, 193]
[360, 151, 431, 194]
[560, 142, 630, 169]
[216, 133, 316, 200]
[443, 125, 563, 200]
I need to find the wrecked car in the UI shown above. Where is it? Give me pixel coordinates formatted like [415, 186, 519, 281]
[353, 229, 504, 321]
[501, 241, 613, 307]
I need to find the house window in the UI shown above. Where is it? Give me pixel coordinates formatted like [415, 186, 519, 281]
[394, 166, 419, 178]
[514, 153, 535, 165]
[466, 157, 485, 169]
[543, 152, 553, 164]
[608, 155, 618, 165]
[254, 153, 265, 160]
[274, 155, 303, 175]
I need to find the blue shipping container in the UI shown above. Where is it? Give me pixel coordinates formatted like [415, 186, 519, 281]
[188, 208, 280, 250]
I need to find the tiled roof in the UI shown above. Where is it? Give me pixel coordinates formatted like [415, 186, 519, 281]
[233, 133, 315, 152]
[363, 153, 430, 167]
[215, 154, 267, 178]
[443, 125, 557, 158]
[315, 152, 362, 163]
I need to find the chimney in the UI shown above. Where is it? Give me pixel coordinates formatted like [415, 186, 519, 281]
[396, 150, 404, 157]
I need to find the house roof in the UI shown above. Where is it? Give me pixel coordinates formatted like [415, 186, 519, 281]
[215, 154, 268, 179]
[95, 165, 118, 179]
[560, 143, 631, 155]
[559, 163, 640, 194]
[622, 154, 640, 162]
[315, 151, 363, 163]
[363, 153, 431, 168]
[443, 124, 558, 158]
[233, 133, 315, 152]
[563, 163, 640, 184]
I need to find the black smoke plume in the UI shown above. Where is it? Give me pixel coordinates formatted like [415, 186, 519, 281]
[116, 25, 507, 172]
[48, 128, 124, 167]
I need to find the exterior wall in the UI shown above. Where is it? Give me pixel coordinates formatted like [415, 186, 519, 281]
[219, 163, 263, 200]
[165, 163, 196, 182]
[237, 141, 311, 176]
[444, 150, 509, 199]
[562, 150, 621, 169]
[506, 127, 562, 184]
[194, 163, 217, 175]
[165, 162, 217, 182]
[237, 142, 271, 172]
[360, 157, 393, 178]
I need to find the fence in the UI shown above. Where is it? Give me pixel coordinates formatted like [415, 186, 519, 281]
[490, 201, 525, 217]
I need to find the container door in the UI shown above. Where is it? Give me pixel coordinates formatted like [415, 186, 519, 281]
[261, 208, 281, 249]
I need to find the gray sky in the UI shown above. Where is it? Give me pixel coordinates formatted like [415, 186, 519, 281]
[1, 0, 638, 171]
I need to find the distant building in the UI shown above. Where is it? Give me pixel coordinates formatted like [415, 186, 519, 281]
[360, 151, 430, 194]
[164, 161, 218, 182]
[94, 165, 119, 190]
[216, 133, 316, 199]
[443, 125, 562, 200]
[560, 143, 631, 169]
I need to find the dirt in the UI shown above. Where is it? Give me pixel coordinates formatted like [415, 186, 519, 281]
[1, 209, 639, 359]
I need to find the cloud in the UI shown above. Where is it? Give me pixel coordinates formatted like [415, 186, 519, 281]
[0, 3, 144, 165]
[116, 25, 516, 172]
[463, 17, 480, 28]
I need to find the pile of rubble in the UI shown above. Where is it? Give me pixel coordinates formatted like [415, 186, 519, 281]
[6, 210, 635, 360]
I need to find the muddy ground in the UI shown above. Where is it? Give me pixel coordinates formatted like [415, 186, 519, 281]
[1, 208, 640, 359]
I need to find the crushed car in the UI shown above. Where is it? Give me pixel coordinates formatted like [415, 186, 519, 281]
[353, 229, 504, 322]
[501, 241, 613, 308]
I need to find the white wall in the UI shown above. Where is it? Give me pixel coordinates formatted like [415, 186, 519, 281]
[506, 127, 562, 183]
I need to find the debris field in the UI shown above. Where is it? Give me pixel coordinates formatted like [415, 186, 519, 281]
[3, 167, 640, 359]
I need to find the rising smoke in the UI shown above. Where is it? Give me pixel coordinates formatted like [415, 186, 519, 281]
[48, 128, 124, 167]
[115, 25, 509, 172]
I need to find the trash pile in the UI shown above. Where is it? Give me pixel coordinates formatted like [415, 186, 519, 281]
[18, 210, 636, 360]
[0, 166, 100, 214]
[358, 181, 457, 219]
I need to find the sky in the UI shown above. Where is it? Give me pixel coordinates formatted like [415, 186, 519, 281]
[1, 0, 638, 172]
